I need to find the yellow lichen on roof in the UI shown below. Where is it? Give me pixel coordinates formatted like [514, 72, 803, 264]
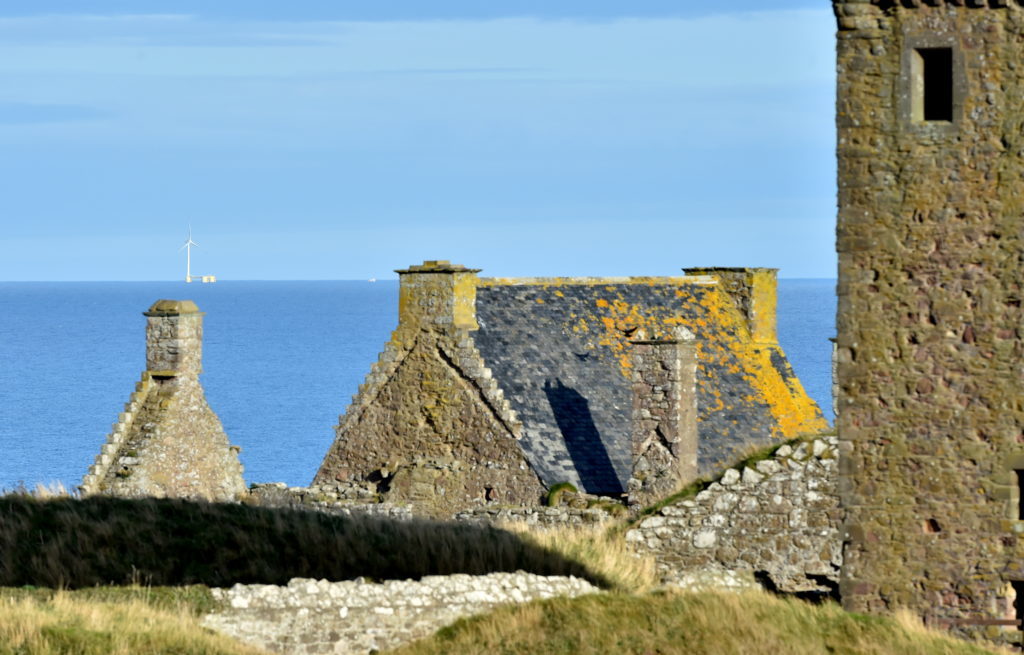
[554, 281, 826, 440]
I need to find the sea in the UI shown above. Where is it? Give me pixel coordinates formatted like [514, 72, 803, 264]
[0, 279, 836, 491]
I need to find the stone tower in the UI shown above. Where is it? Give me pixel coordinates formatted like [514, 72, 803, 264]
[80, 300, 246, 502]
[834, 0, 1024, 640]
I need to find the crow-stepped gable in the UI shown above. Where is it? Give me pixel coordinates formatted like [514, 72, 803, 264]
[80, 300, 246, 502]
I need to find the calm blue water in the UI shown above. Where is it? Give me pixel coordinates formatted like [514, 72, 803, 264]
[0, 279, 835, 490]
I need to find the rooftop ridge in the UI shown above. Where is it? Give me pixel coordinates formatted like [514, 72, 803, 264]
[835, 0, 1016, 7]
[478, 275, 718, 287]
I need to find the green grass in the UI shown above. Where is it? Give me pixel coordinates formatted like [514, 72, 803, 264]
[1, 585, 219, 616]
[0, 495, 608, 589]
[387, 590, 1004, 655]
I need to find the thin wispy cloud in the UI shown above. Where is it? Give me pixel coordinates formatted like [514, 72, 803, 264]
[0, 6, 838, 280]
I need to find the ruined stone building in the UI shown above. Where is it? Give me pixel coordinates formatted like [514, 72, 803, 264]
[314, 261, 827, 515]
[80, 300, 246, 502]
[834, 0, 1024, 641]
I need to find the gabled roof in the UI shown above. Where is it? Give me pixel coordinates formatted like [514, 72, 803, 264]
[473, 276, 826, 494]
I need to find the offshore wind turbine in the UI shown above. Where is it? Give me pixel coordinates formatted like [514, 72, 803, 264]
[179, 226, 199, 283]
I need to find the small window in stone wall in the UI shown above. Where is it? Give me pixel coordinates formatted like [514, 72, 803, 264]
[1013, 581, 1024, 632]
[1017, 470, 1024, 521]
[912, 48, 954, 122]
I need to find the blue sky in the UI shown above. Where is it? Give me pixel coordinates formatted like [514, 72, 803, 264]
[0, 1, 836, 280]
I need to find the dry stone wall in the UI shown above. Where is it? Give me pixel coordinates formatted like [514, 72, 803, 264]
[202, 573, 599, 655]
[626, 436, 841, 594]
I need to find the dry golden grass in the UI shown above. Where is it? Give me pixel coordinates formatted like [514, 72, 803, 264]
[0, 592, 267, 655]
[389, 590, 1004, 655]
[499, 521, 658, 593]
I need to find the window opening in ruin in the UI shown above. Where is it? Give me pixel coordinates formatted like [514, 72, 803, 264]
[1012, 581, 1024, 631]
[912, 48, 953, 122]
[1016, 470, 1024, 521]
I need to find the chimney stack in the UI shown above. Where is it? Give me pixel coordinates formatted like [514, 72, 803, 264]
[628, 325, 699, 507]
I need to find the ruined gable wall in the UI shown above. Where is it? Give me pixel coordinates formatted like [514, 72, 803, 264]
[81, 301, 246, 502]
[835, 0, 1024, 637]
[313, 328, 545, 516]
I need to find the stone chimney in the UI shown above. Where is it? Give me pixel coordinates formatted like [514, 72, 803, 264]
[395, 260, 481, 332]
[143, 299, 204, 377]
[80, 299, 246, 502]
[628, 326, 698, 507]
[684, 267, 779, 345]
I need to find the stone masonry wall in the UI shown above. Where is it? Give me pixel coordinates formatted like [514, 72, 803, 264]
[202, 573, 599, 655]
[628, 327, 698, 507]
[626, 436, 840, 594]
[313, 326, 546, 517]
[81, 300, 246, 502]
[835, 1, 1024, 640]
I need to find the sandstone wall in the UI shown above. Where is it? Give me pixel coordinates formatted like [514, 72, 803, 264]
[834, 0, 1024, 639]
[626, 436, 840, 595]
[202, 573, 599, 655]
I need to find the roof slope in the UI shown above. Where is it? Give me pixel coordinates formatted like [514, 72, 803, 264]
[473, 277, 827, 494]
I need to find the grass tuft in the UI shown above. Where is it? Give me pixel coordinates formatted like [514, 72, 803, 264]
[500, 522, 657, 593]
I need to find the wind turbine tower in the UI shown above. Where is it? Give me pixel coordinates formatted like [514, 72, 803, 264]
[179, 226, 216, 283]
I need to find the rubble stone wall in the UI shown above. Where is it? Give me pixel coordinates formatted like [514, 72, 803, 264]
[202, 573, 599, 655]
[834, 1, 1024, 639]
[626, 436, 841, 594]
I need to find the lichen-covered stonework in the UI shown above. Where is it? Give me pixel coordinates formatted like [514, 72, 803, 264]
[80, 300, 246, 502]
[314, 262, 546, 517]
[627, 436, 841, 595]
[835, 0, 1024, 641]
[316, 260, 826, 516]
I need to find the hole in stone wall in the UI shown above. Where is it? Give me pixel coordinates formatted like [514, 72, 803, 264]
[922, 518, 942, 534]
[912, 48, 954, 123]
[1016, 470, 1024, 521]
[1012, 581, 1024, 633]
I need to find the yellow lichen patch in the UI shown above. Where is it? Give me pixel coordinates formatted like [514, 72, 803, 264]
[565, 281, 826, 440]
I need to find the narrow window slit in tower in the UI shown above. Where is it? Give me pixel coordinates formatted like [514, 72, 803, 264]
[1016, 470, 1024, 521]
[912, 48, 953, 122]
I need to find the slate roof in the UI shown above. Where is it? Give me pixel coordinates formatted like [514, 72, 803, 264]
[472, 277, 824, 494]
